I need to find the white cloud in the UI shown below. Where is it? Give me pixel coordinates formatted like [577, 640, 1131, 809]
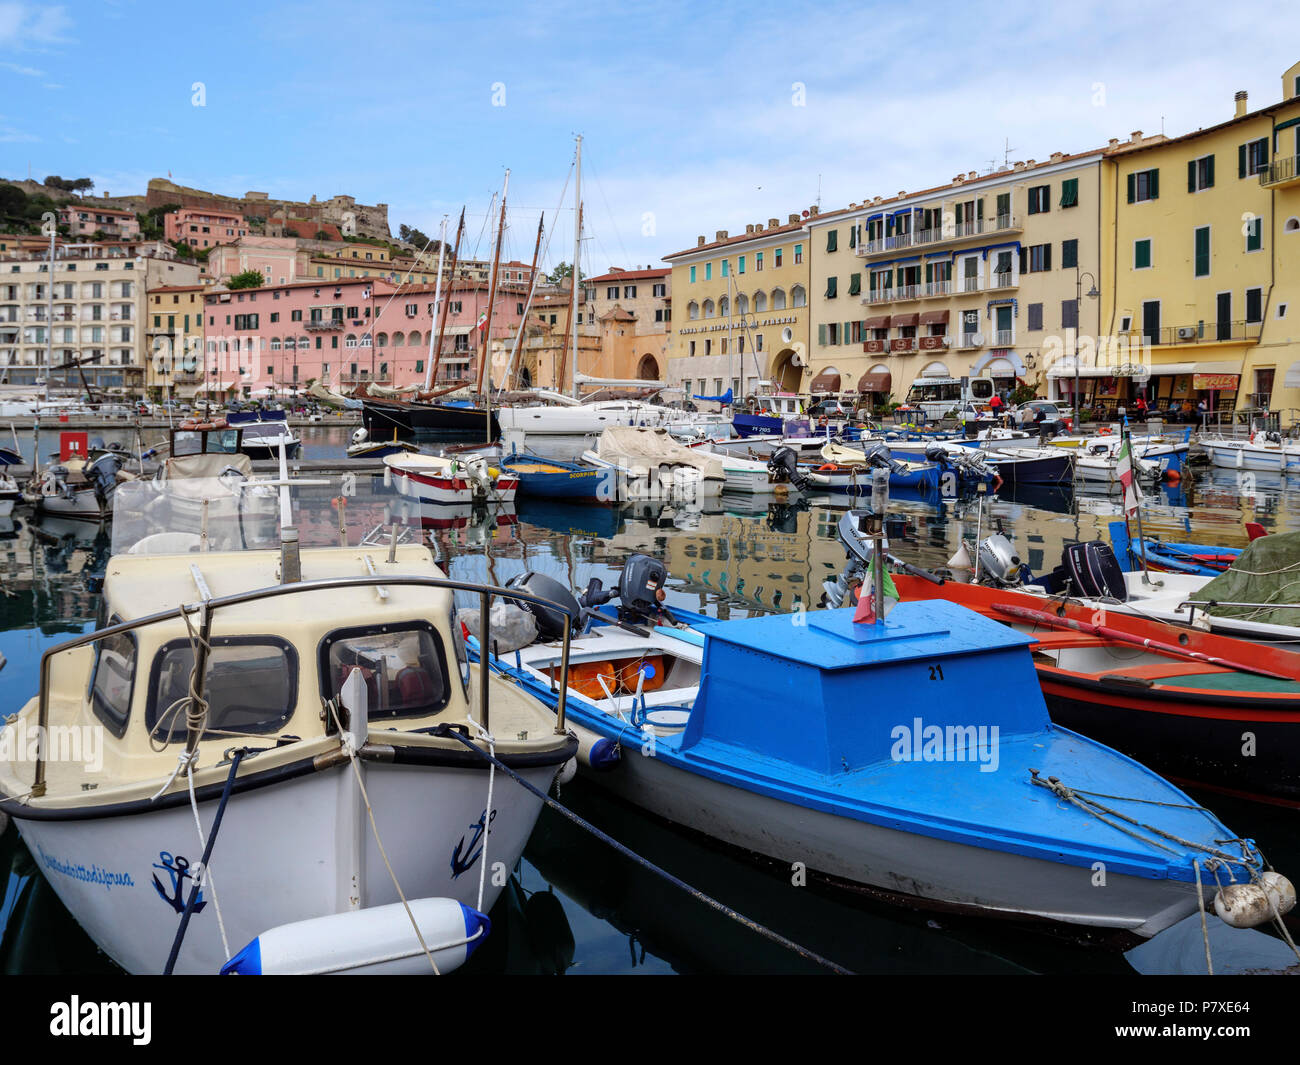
[0, 2, 72, 48]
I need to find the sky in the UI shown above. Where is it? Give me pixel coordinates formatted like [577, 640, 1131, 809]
[2, 0, 1297, 275]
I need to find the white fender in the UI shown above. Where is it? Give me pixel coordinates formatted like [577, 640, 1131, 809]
[221, 897, 490, 975]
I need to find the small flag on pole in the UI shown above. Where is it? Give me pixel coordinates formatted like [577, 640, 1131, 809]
[1116, 434, 1143, 516]
[475, 311, 489, 333]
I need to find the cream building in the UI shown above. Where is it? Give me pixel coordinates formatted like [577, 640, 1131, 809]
[663, 216, 811, 401]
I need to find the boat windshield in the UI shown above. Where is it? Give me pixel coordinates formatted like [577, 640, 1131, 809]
[238, 422, 288, 441]
[110, 478, 282, 556]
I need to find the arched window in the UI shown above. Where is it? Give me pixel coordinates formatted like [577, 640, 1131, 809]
[408, 330, 422, 346]
[361, 332, 372, 348]
[376, 332, 389, 347]
[752, 291, 767, 312]
[297, 336, 309, 350]
[1286, 217, 1300, 233]
[736, 294, 749, 315]
[688, 301, 699, 320]
[719, 296, 729, 317]
[393, 331, 406, 347]
[771, 288, 787, 310]
[270, 337, 281, 351]
[345, 333, 358, 348]
[703, 299, 715, 318]
[791, 285, 806, 308]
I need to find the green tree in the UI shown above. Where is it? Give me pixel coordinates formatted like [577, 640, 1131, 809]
[227, 269, 264, 290]
[547, 262, 584, 283]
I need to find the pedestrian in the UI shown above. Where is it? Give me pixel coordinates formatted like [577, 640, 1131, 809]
[1135, 394, 1148, 417]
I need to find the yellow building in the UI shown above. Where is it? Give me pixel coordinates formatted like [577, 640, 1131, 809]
[663, 216, 811, 401]
[145, 284, 207, 400]
[1103, 63, 1300, 420]
[805, 151, 1104, 411]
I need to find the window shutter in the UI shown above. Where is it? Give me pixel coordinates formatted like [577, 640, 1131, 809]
[1207, 155, 1214, 187]
[1188, 160, 1196, 192]
[1239, 144, 1247, 178]
[1149, 169, 1158, 199]
[1019, 248, 1027, 274]
[843, 322, 850, 345]
[1260, 137, 1270, 165]
[925, 262, 933, 284]
[1127, 173, 1136, 203]
[1043, 244, 1052, 270]
[977, 199, 985, 220]
[849, 225, 856, 248]
[818, 324, 826, 346]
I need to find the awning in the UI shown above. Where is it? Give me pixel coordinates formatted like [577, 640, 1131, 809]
[1285, 361, 1300, 390]
[864, 315, 891, 329]
[858, 371, 891, 393]
[1144, 362, 1196, 376]
[809, 371, 842, 393]
[919, 310, 949, 325]
[1047, 365, 1123, 378]
[892, 312, 919, 327]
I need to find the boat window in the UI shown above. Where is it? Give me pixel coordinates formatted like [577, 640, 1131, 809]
[449, 614, 472, 696]
[147, 636, 298, 743]
[319, 622, 450, 720]
[88, 624, 137, 739]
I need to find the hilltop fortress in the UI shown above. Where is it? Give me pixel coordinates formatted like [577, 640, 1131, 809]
[144, 178, 390, 240]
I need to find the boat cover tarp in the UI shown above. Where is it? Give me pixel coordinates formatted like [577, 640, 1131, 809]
[595, 426, 725, 481]
[1197, 531, 1300, 627]
[692, 388, 733, 405]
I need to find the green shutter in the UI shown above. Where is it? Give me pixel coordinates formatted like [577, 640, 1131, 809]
[1239, 144, 1247, 178]
[818, 323, 826, 346]
[1149, 169, 1158, 199]
[1248, 218, 1262, 252]
[1195, 227, 1210, 276]
[849, 225, 856, 248]
[1188, 160, 1196, 192]
[1207, 155, 1214, 187]
[827, 230, 838, 253]
[1043, 244, 1052, 270]
[826, 276, 838, 298]
[1059, 178, 1078, 207]
[1127, 173, 1136, 203]
[925, 262, 932, 284]
[1062, 239, 1078, 269]
[848, 272, 861, 296]
[1135, 240, 1151, 269]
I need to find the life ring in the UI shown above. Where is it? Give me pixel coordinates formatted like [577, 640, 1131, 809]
[179, 419, 199, 430]
[817, 416, 828, 427]
[211, 417, 228, 430]
[1098, 426, 1113, 436]
[817, 463, 838, 471]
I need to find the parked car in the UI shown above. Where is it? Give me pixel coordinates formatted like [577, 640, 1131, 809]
[808, 399, 851, 420]
[1013, 400, 1068, 434]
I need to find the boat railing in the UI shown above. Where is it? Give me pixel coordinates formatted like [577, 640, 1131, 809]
[1177, 599, 1300, 627]
[30, 573, 578, 798]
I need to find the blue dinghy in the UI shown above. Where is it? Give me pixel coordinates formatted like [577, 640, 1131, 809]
[501, 454, 614, 500]
[482, 546, 1288, 945]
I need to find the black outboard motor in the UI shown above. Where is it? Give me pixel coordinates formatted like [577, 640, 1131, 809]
[861, 442, 904, 475]
[1062, 541, 1128, 602]
[767, 446, 810, 491]
[505, 571, 583, 639]
[580, 553, 671, 624]
[923, 443, 951, 466]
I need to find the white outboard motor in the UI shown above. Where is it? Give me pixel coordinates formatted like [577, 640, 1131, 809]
[351, 427, 368, 445]
[465, 457, 493, 497]
[978, 533, 1022, 587]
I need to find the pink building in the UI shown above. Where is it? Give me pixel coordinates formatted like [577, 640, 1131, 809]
[165, 207, 248, 249]
[200, 276, 529, 398]
[58, 205, 140, 240]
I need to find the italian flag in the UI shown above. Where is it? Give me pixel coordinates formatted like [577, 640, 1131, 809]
[1117, 435, 1143, 516]
[853, 563, 900, 624]
[475, 311, 489, 333]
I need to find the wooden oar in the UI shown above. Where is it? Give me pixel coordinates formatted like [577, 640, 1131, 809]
[990, 602, 1294, 682]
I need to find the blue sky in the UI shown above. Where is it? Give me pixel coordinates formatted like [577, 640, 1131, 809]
[1, 0, 1296, 273]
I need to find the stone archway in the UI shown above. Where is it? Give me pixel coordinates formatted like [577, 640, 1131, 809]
[769, 347, 803, 393]
[637, 353, 660, 380]
[517, 366, 532, 388]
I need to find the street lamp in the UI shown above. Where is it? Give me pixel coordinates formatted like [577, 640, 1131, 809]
[1074, 268, 1099, 428]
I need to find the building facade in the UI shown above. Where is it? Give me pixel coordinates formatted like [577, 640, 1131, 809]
[805, 151, 1104, 410]
[0, 241, 200, 398]
[164, 207, 247, 248]
[57, 205, 140, 241]
[664, 216, 811, 401]
[145, 285, 207, 399]
[1102, 64, 1300, 419]
[585, 266, 671, 380]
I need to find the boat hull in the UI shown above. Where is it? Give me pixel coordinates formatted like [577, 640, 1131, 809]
[10, 757, 558, 974]
[1201, 440, 1300, 474]
[363, 401, 500, 440]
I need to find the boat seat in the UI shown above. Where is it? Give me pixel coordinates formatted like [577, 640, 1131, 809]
[395, 665, 438, 707]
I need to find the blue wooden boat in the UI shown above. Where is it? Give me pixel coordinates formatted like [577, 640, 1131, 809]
[1109, 520, 1241, 576]
[478, 549, 1287, 946]
[0, 446, 21, 467]
[500, 454, 614, 500]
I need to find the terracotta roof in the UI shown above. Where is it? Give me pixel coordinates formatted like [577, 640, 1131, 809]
[1103, 96, 1300, 158]
[281, 219, 343, 241]
[599, 306, 636, 321]
[588, 267, 669, 282]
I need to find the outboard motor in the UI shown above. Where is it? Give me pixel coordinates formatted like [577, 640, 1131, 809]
[504, 571, 583, 639]
[88, 453, 123, 508]
[579, 553, 671, 625]
[351, 427, 368, 445]
[767, 446, 810, 491]
[1062, 541, 1128, 602]
[465, 456, 494, 498]
[977, 533, 1024, 587]
[861, 442, 903, 474]
[823, 509, 876, 608]
[923, 443, 951, 466]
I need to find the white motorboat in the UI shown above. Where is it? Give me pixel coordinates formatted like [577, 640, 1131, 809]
[0, 471, 19, 517]
[496, 395, 673, 436]
[581, 425, 725, 500]
[0, 475, 577, 975]
[30, 450, 133, 520]
[1199, 432, 1300, 474]
[384, 452, 518, 505]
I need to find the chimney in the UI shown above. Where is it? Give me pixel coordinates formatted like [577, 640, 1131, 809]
[967, 171, 976, 180]
[1025, 160, 1035, 168]
[697, 236, 705, 246]
[715, 230, 727, 241]
[755, 223, 764, 232]
[953, 175, 964, 184]
[788, 213, 799, 223]
[1108, 138, 1120, 149]
[768, 217, 779, 228]
[809, 205, 819, 216]
[1235, 90, 1248, 118]
[1129, 130, 1143, 144]
[1050, 151, 1063, 162]
[745, 224, 755, 234]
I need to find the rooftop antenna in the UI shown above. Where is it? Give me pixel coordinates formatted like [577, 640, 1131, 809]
[1003, 138, 1016, 167]
[816, 173, 822, 211]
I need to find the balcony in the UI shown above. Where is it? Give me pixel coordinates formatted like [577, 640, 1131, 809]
[857, 214, 1022, 259]
[956, 334, 984, 349]
[960, 277, 981, 293]
[1259, 155, 1300, 189]
[864, 289, 895, 305]
[988, 272, 1017, 291]
[889, 337, 916, 353]
[305, 318, 344, 331]
[1145, 320, 1263, 347]
[917, 335, 949, 351]
[993, 329, 1015, 346]
[863, 338, 887, 354]
[922, 280, 953, 298]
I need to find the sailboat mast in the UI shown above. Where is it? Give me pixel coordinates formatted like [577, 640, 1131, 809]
[429, 208, 465, 390]
[506, 214, 545, 390]
[570, 134, 582, 399]
[422, 216, 449, 390]
[477, 173, 509, 396]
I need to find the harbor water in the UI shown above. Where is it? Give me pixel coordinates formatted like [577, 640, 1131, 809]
[2, 424, 1297, 974]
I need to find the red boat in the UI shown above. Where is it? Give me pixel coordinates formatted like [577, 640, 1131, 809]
[891, 576, 1300, 807]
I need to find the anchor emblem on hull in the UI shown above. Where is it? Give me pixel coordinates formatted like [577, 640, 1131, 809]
[152, 851, 207, 914]
[451, 809, 497, 879]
